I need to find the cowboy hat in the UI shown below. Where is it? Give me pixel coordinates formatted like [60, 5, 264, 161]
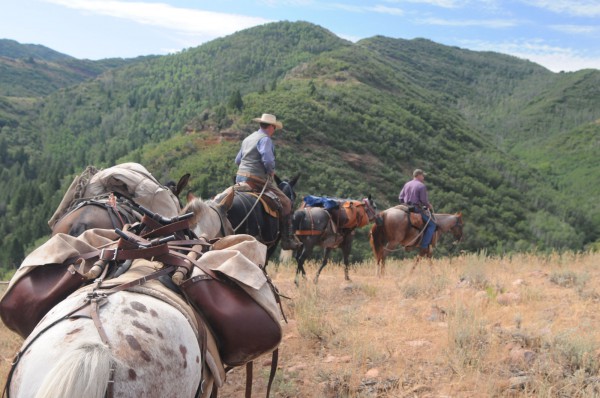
[253, 113, 283, 130]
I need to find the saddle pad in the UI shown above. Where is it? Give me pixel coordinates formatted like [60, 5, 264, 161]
[245, 192, 279, 218]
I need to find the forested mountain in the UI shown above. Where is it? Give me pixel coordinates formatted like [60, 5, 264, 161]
[0, 39, 140, 97]
[0, 21, 598, 272]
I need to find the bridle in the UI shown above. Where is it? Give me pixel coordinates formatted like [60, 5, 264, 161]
[278, 180, 296, 203]
[362, 197, 378, 221]
[451, 214, 464, 243]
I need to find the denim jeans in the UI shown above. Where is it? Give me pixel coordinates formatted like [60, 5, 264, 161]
[420, 212, 436, 248]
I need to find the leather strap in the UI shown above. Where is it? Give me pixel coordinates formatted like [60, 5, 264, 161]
[245, 361, 253, 398]
[295, 230, 321, 236]
[98, 244, 170, 261]
[266, 349, 279, 398]
[142, 219, 191, 239]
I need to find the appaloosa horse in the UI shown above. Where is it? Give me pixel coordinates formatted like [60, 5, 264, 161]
[369, 205, 463, 276]
[223, 175, 299, 265]
[5, 279, 206, 398]
[292, 196, 377, 285]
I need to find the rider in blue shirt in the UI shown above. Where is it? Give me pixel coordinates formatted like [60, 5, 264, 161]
[235, 113, 301, 250]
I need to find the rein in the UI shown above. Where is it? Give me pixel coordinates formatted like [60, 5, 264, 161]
[232, 175, 271, 233]
[208, 201, 234, 237]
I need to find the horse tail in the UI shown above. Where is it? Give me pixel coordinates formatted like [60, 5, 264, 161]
[369, 220, 386, 264]
[35, 342, 113, 398]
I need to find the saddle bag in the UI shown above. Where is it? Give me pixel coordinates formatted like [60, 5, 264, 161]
[180, 273, 282, 367]
[179, 235, 283, 367]
[0, 263, 87, 338]
[337, 200, 368, 229]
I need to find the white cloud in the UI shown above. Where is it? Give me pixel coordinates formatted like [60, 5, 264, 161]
[370, 5, 404, 16]
[522, 0, 600, 17]
[383, 0, 464, 8]
[550, 24, 599, 34]
[460, 38, 600, 72]
[328, 2, 404, 15]
[43, 0, 271, 37]
[418, 17, 518, 28]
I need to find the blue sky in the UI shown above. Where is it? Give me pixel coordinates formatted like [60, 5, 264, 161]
[2, 0, 600, 72]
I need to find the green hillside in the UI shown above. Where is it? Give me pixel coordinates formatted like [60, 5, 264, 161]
[0, 38, 138, 97]
[0, 22, 598, 270]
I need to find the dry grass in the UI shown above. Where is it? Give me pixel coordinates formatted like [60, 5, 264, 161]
[2, 252, 600, 397]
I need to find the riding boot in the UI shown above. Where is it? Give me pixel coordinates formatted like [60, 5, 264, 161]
[280, 214, 302, 251]
[419, 247, 430, 257]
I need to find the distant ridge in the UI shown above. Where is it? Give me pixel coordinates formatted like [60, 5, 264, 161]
[0, 38, 73, 62]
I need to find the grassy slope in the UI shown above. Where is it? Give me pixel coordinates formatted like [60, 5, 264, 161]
[3, 252, 600, 396]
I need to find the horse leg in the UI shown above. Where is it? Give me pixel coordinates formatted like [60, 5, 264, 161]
[411, 250, 426, 273]
[377, 242, 395, 278]
[314, 248, 331, 284]
[379, 256, 386, 278]
[341, 235, 353, 282]
[294, 245, 310, 286]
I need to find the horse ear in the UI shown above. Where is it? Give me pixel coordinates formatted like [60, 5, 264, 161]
[290, 174, 300, 187]
[273, 174, 282, 186]
[175, 173, 191, 197]
[219, 187, 235, 211]
[186, 191, 197, 203]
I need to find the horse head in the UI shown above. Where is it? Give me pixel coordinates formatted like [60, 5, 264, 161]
[183, 191, 234, 239]
[363, 194, 378, 221]
[275, 174, 300, 204]
[450, 212, 464, 243]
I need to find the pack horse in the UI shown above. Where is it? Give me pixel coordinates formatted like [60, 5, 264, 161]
[292, 195, 377, 285]
[50, 163, 189, 236]
[2, 189, 281, 398]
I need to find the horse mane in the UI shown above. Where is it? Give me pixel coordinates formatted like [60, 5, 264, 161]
[181, 197, 210, 228]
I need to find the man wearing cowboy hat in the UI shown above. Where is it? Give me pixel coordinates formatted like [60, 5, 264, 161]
[234, 113, 302, 250]
[399, 169, 436, 256]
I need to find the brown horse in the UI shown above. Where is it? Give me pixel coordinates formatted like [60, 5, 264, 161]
[369, 205, 463, 276]
[51, 173, 190, 236]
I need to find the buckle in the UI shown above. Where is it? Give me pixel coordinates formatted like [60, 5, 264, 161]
[100, 248, 118, 261]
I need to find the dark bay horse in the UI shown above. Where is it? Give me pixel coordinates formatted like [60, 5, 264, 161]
[51, 173, 190, 236]
[223, 175, 299, 264]
[369, 205, 463, 276]
[292, 196, 377, 285]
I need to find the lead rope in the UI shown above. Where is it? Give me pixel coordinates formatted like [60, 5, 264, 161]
[233, 175, 272, 232]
